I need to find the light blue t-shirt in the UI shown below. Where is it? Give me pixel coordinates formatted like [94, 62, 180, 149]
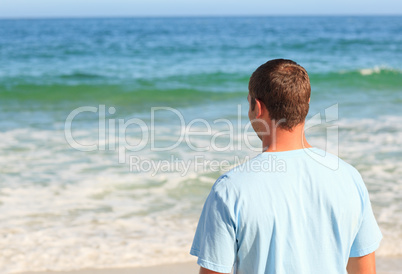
[190, 148, 382, 274]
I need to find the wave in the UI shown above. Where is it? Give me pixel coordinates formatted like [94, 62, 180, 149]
[59, 72, 105, 80]
[0, 68, 400, 106]
[0, 83, 245, 111]
[309, 67, 402, 90]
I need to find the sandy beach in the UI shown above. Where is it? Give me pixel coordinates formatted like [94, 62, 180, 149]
[19, 261, 199, 274]
[18, 256, 402, 274]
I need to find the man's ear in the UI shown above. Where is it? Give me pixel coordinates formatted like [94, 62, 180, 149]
[255, 99, 264, 118]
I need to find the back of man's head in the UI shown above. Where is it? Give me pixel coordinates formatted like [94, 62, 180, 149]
[248, 59, 311, 130]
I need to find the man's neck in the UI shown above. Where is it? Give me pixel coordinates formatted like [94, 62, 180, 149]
[262, 123, 312, 152]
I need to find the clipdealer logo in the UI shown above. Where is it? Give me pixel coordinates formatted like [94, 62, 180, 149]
[64, 104, 339, 171]
[129, 154, 287, 176]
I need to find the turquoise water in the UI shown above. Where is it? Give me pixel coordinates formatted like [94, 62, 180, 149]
[0, 16, 402, 272]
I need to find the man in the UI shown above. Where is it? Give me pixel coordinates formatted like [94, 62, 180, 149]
[190, 59, 382, 274]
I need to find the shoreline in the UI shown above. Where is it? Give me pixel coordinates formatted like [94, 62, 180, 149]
[18, 256, 402, 274]
[18, 261, 199, 274]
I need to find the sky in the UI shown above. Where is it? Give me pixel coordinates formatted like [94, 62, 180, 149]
[0, 0, 401, 18]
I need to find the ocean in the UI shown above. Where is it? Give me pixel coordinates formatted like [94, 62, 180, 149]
[0, 16, 401, 272]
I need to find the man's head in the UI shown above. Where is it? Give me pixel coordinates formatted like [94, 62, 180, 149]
[248, 59, 311, 131]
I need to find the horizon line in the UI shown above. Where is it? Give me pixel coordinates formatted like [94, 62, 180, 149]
[0, 13, 401, 20]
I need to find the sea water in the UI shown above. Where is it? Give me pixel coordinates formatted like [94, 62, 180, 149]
[0, 16, 401, 272]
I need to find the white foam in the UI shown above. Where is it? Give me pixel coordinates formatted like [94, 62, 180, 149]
[358, 65, 401, 76]
[359, 66, 382, 76]
[0, 113, 401, 272]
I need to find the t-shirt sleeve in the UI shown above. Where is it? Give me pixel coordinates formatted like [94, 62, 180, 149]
[190, 176, 237, 273]
[349, 182, 383, 257]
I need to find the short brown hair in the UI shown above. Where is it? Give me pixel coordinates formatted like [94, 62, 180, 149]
[248, 59, 311, 130]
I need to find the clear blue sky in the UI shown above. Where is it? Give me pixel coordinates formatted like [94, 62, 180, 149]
[0, 0, 400, 18]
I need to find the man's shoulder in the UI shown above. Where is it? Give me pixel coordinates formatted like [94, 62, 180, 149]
[305, 148, 367, 195]
[299, 147, 362, 175]
[319, 149, 363, 178]
[210, 153, 266, 192]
